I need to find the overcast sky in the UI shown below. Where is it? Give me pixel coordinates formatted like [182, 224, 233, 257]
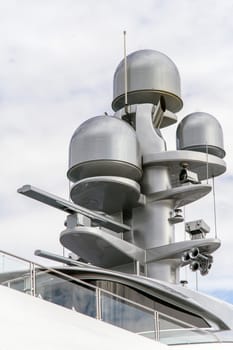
[0, 0, 233, 302]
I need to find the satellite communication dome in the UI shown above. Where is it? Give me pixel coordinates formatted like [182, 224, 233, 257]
[176, 112, 225, 158]
[112, 49, 183, 113]
[67, 115, 142, 182]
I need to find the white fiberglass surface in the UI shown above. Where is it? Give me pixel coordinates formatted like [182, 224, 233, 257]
[0, 285, 168, 350]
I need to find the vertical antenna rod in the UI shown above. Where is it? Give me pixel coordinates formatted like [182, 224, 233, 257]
[123, 30, 128, 113]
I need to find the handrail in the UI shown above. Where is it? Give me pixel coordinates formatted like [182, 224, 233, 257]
[0, 250, 96, 291]
[0, 249, 218, 345]
[0, 250, 194, 326]
[100, 287, 203, 331]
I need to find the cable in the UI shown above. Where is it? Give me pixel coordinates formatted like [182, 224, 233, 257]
[212, 176, 218, 239]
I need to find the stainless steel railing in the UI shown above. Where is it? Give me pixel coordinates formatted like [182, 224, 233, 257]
[0, 250, 219, 345]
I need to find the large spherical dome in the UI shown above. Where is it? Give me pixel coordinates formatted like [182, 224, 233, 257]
[112, 49, 183, 113]
[176, 112, 225, 158]
[67, 115, 142, 182]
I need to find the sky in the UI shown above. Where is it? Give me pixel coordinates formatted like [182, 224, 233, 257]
[0, 0, 233, 302]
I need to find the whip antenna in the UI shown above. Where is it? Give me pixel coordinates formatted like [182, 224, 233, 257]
[123, 30, 128, 114]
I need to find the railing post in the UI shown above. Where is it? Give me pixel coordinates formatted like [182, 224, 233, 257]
[154, 311, 160, 341]
[30, 263, 36, 297]
[96, 288, 102, 320]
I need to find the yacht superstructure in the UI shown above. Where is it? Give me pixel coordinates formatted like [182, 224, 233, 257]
[1, 48, 233, 348]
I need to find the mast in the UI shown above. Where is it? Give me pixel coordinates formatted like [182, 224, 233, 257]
[18, 49, 226, 284]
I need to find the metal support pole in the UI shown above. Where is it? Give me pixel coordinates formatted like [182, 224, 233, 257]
[96, 288, 102, 321]
[212, 176, 218, 239]
[30, 263, 36, 297]
[154, 311, 160, 341]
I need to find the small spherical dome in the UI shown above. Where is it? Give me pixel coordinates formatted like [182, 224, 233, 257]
[67, 115, 142, 182]
[112, 49, 183, 113]
[176, 112, 225, 158]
